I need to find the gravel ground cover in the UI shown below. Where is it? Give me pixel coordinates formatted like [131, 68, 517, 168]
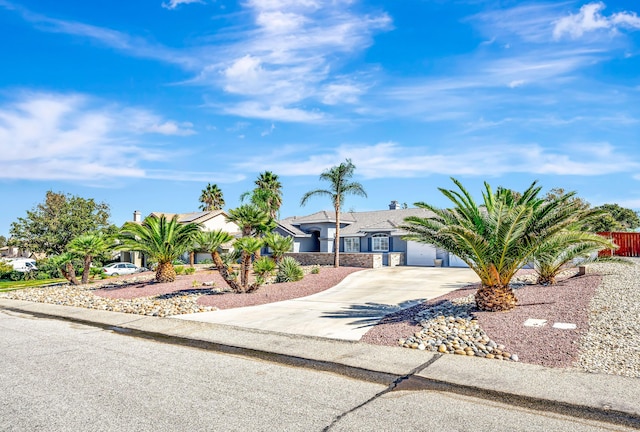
[362, 264, 640, 376]
[0, 266, 362, 317]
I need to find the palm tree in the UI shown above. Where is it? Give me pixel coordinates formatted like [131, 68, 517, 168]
[50, 252, 79, 285]
[235, 236, 264, 292]
[118, 215, 201, 283]
[227, 204, 272, 237]
[194, 230, 241, 292]
[67, 233, 111, 284]
[241, 171, 283, 220]
[300, 159, 367, 267]
[401, 178, 607, 312]
[199, 183, 225, 211]
[264, 232, 293, 263]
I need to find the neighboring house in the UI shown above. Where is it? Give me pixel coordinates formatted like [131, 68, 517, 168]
[276, 201, 468, 268]
[120, 210, 240, 266]
[0, 246, 43, 260]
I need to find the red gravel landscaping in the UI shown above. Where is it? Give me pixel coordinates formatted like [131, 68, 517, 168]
[361, 271, 601, 369]
[93, 267, 363, 308]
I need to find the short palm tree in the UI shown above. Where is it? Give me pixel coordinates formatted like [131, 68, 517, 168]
[50, 252, 79, 285]
[402, 178, 606, 311]
[264, 232, 293, 263]
[199, 183, 225, 211]
[118, 215, 201, 283]
[67, 233, 111, 284]
[227, 204, 272, 237]
[194, 230, 241, 292]
[301, 159, 367, 267]
[235, 236, 264, 292]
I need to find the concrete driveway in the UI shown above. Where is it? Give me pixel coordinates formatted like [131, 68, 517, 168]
[173, 266, 479, 341]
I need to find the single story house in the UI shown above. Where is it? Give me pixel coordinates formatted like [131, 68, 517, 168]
[121, 210, 240, 267]
[275, 201, 468, 268]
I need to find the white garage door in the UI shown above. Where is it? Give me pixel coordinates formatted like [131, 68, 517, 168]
[406, 241, 437, 266]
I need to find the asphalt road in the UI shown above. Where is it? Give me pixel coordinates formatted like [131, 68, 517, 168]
[0, 310, 631, 432]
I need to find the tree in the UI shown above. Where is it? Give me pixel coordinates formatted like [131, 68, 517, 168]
[194, 230, 242, 292]
[235, 237, 264, 292]
[10, 191, 110, 255]
[300, 159, 367, 267]
[118, 215, 200, 283]
[67, 233, 112, 285]
[252, 171, 283, 219]
[590, 204, 640, 232]
[227, 204, 272, 237]
[264, 232, 293, 263]
[402, 179, 607, 312]
[50, 253, 80, 285]
[199, 183, 225, 211]
[0, 235, 6, 248]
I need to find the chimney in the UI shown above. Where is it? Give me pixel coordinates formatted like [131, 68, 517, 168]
[133, 210, 141, 222]
[389, 200, 400, 210]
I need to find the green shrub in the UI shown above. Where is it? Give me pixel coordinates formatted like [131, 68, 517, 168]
[253, 257, 276, 280]
[276, 257, 304, 283]
[174, 265, 185, 275]
[172, 259, 186, 265]
[9, 271, 23, 281]
[0, 262, 13, 279]
[198, 258, 213, 264]
[35, 272, 52, 280]
[35, 258, 63, 279]
[310, 265, 320, 274]
[184, 267, 196, 275]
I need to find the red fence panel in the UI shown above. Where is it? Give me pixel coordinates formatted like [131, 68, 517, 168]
[598, 232, 640, 257]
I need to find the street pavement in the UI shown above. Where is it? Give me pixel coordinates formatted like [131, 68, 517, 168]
[1, 310, 635, 432]
[173, 266, 479, 340]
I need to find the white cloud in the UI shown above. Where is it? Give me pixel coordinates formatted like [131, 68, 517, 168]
[237, 141, 640, 178]
[224, 102, 324, 122]
[261, 123, 275, 136]
[161, 0, 203, 10]
[0, 92, 207, 181]
[553, 2, 640, 40]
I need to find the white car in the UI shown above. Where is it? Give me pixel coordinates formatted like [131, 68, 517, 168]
[103, 262, 146, 276]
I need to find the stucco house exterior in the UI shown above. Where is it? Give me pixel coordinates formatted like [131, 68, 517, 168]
[276, 201, 468, 268]
[121, 210, 240, 267]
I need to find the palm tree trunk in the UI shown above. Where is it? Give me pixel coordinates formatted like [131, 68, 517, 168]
[64, 262, 79, 285]
[241, 252, 251, 292]
[211, 251, 242, 293]
[334, 206, 340, 268]
[81, 256, 91, 285]
[156, 261, 176, 283]
[475, 284, 517, 311]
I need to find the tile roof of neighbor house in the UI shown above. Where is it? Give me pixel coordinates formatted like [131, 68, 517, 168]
[278, 208, 435, 237]
[147, 210, 226, 225]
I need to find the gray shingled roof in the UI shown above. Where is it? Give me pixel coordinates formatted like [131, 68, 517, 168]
[279, 208, 435, 237]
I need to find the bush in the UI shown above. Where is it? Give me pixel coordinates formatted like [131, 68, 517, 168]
[9, 271, 23, 281]
[35, 258, 63, 279]
[276, 257, 304, 283]
[174, 265, 185, 275]
[0, 262, 13, 279]
[198, 258, 213, 264]
[184, 267, 196, 275]
[35, 272, 52, 280]
[310, 265, 320, 274]
[253, 257, 276, 278]
[173, 259, 186, 265]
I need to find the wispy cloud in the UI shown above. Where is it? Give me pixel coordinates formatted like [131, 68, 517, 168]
[161, 0, 203, 10]
[553, 2, 640, 40]
[0, 92, 226, 182]
[237, 141, 640, 179]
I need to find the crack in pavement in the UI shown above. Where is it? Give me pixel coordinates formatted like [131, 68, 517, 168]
[322, 355, 443, 431]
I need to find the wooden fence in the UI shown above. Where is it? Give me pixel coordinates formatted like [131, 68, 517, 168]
[598, 232, 640, 257]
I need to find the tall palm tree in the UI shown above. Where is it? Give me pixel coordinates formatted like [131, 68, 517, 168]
[402, 178, 608, 312]
[199, 183, 225, 211]
[67, 233, 111, 284]
[301, 159, 367, 267]
[194, 230, 241, 292]
[118, 215, 200, 283]
[241, 171, 283, 220]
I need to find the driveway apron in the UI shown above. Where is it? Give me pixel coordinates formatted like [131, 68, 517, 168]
[172, 267, 479, 341]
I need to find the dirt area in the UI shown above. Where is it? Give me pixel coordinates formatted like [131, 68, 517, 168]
[361, 272, 600, 368]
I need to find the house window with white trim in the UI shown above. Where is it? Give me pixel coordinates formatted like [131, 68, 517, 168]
[371, 234, 389, 252]
[344, 237, 360, 253]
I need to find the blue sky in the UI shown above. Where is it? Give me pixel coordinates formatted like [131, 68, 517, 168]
[1, 0, 640, 236]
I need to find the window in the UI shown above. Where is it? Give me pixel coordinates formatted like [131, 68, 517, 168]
[344, 237, 360, 253]
[371, 234, 389, 252]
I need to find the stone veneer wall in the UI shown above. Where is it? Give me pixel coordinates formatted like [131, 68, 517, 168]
[388, 252, 405, 267]
[284, 252, 384, 268]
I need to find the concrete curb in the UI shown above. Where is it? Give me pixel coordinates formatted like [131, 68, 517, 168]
[1, 298, 639, 429]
